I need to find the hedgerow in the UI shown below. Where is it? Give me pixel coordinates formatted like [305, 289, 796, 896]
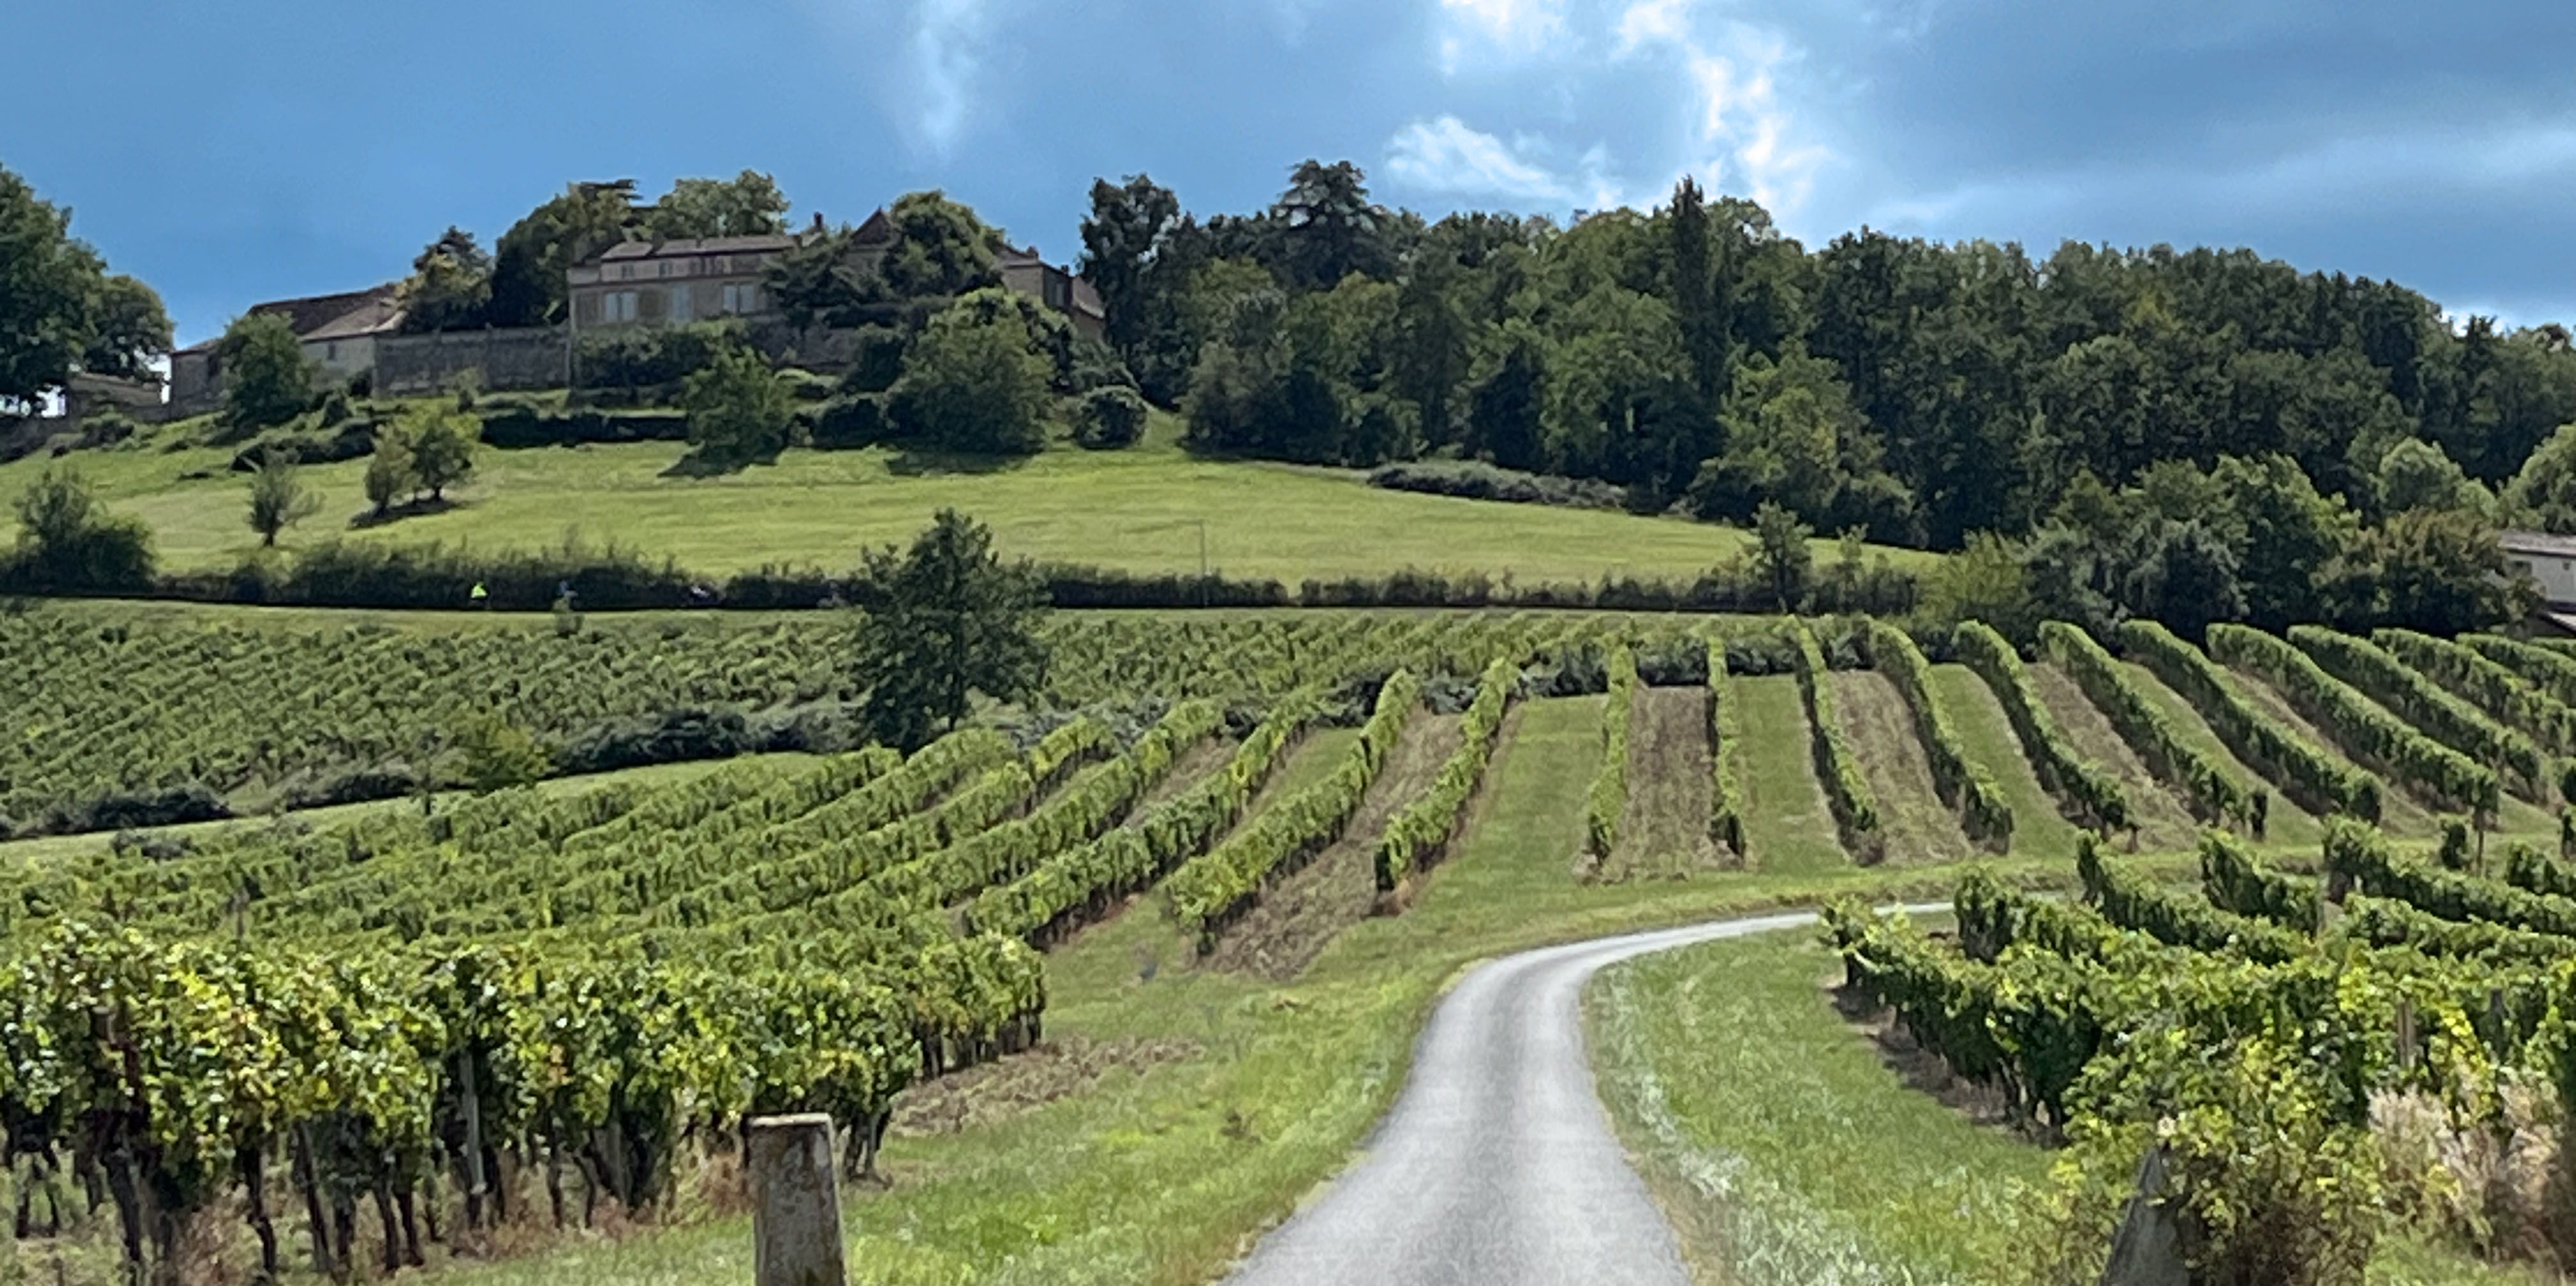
[2119, 618, 2381, 821]
[1793, 621, 1883, 862]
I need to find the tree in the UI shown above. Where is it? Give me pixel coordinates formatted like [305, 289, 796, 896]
[643, 171, 790, 240]
[453, 716, 551, 793]
[2375, 437, 2494, 519]
[398, 227, 493, 333]
[488, 181, 639, 327]
[1469, 333, 1545, 471]
[875, 191, 1004, 300]
[1750, 500, 1813, 610]
[8, 466, 154, 589]
[1078, 174, 1183, 355]
[851, 510, 1049, 751]
[406, 408, 476, 501]
[888, 294, 1053, 455]
[216, 312, 313, 432]
[363, 423, 418, 517]
[2505, 422, 2576, 532]
[765, 225, 878, 330]
[1919, 531, 2037, 641]
[0, 164, 171, 410]
[2212, 452, 2361, 632]
[1072, 385, 1149, 450]
[680, 341, 795, 466]
[2123, 519, 2246, 642]
[2351, 508, 2532, 634]
[246, 450, 320, 546]
[1271, 160, 1388, 290]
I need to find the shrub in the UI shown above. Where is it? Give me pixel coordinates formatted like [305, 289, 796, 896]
[811, 394, 887, 450]
[1365, 460, 1627, 510]
[681, 342, 795, 466]
[887, 302, 1052, 455]
[3, 466, 154, 591]
[575, 319, 744, 392]
[1072, 385, 1149, 450]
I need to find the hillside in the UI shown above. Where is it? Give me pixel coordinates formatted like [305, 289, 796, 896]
[0, 411, 1938, 590]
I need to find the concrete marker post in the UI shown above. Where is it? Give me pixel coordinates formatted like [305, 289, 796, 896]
[749, 1114, 847, 1286]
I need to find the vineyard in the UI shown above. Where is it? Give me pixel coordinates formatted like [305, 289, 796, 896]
[9, 603, 2576, 1282]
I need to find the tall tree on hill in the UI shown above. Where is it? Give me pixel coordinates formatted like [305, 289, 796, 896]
[876, 191, 1004, 300]
[488, 181, 639, 327]
[1078, 174, 1183, 356]
[215, 312, 313, 432]
[1665, 177, 1727, 408]
[1271, 160, 1387, 290]
[398, 227, 493, 333]
[643, 171, 790, 240]
[852, 510, 1049, 753]
[0, 164, 171, 410]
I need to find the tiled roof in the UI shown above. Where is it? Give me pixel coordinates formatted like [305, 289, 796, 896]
[301, 293, 407, 342]
[596, 234, 799, 262]
[1070, 276, 1104, 319]
[174, 283, 402, 355]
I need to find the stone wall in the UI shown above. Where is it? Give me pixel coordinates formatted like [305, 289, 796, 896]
[375, 326, 571, 396]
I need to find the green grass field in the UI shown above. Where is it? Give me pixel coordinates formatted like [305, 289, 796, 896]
[1, 416, 1941, 586]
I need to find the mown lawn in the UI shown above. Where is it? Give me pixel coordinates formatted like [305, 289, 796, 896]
[0, 418, 1941, 586]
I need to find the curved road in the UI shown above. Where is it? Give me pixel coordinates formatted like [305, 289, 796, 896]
[1225, 908, 1891, 1286]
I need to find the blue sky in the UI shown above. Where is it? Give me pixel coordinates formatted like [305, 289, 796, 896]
[10, 0, 2575, 346]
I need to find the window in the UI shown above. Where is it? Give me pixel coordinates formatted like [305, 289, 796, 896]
[670, 283, 692, 323]
[325, 341, 339, 362]
[618, 264, 635, 280]
[657, 261, 672, 278]
[603, 291, 638, 323]
[722, 282, 760, 315]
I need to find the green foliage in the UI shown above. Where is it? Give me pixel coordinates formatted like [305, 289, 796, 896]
[216, 311, 314, 432]
[2346, 507, 2534, 636]
[1791, 621, 1882, 861]
[1582, 645, 1637, 866]
[1072, 384, 1151, 450]
[1862, 620, 2012, 850]
[245, 448, 320, 546]
[364, 421, 418, 516]
[453, 715, 551, 793]
[2504, 421, 2576, 533]
[489, 180, 641, 327]
[2078, 835, 2305, 962]
[2322, 817, 2576, 938]
[876, 190, 1006, 300]
[643, 169, 790, 240]
[1706, 639, 1749, 861]
[2121, 618, 2382, 822]
[2041, 620, 2264, 832]
[396, 225, 492, 332]
[575, 318, 746, 391]
[6, 465, 153, 590]
[889, 293, 1054, 455]
[680, 340, 795, 466]
[1750, 500, 1813, 611]
[2211, 624, 2499, 816]
[0, 163, 169, 406]
[2465, 633, 2576, 712]
[1377, 655, 1517, 889]
[1164, 669, 1420, 945]
[851, 511, 1050, 752]
[405, 404, 477, 500]
[2290, 625, 2545, 799]
[2376, 437, 2495, 519]
[2377, 627, 2576, 756]
[2197, 829, 2322, 934]
[1952, 620, 2131, 832]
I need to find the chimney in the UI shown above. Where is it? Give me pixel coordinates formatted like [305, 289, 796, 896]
[811, 211, 825, 234]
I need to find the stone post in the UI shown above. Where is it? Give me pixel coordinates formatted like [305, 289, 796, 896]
[749, 1114, 847, 1286]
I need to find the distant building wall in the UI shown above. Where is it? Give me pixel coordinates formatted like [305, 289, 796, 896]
[375, 326, 571, 396]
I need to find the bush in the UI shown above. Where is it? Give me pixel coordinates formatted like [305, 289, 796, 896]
[811, 394, 887, 450]
[779, 368, 837, 402]
[553, 707, 759, 776]
[888, 301, 1052, 455]
[476, 406, 690, 449]
[575, 319, 744, 392]
[227, 422, 376, 471]
[1072, 385, 1149, 450]
[838, 325, 907, 395]
[3, 466, 155, 592]
[1365, 460, 1626, 510]
[44, 783, 229, 834]
[216, 312, 314, 436]
[682, 342, 796, 466]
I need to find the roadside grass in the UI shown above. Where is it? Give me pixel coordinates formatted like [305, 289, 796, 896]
[422, 698, 2210, 1286]
[1735, 675, 1850, 876]
[1589, 929, 2553, 1286]
[2113, 659, 2324, 848]
[0, 424, 1938, 586]
[1931, 664, 2082, 860]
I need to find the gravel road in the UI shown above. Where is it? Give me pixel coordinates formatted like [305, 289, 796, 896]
[1223, 909, 1836, 1286]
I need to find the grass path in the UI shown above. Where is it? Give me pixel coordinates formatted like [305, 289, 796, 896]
[2114, 660, 2324, 848]
[2029, 661, 2201, 852]
[1829, 671, 1974, 864]
[1931, 665, 2082, 860]
[1607, 685, 1721, 880]
[1735, 676, 1848, 875]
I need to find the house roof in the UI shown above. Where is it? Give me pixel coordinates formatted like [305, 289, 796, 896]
[595, 233, 799, 263]
[2502, 531, 2576, 558]
[171, 283, 402, 356]
[1070, 276, 1104, 320]
[301, 293, 407, 342]
[850, 208, 895, 246]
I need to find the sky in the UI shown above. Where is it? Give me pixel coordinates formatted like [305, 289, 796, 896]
[9, 0, 2576, 347]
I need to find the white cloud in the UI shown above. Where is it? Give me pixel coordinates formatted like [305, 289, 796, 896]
[1614, 0, 1696, 54]
[909, 0, 997, 153]
[1386, 116, 1576, 203]
[1436, 0, 1567, 73]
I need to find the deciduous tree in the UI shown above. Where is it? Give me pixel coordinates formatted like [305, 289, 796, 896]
[852, 510, 1048, 751]
[889, 294, 1052, 455]
[217, 312, 313, 432]
[680, 341, 795, 466]
[247, 450, 320, 546]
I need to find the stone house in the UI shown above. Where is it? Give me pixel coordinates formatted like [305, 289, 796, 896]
[167, 284, 406, 412]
